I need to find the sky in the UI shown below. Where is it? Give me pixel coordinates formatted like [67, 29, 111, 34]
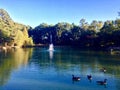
[0, 0, 120, 27]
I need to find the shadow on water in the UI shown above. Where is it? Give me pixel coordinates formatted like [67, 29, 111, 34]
[31, 47, 120, 77]
[28, 47, 120, 88]
[0, 47, 120, 90]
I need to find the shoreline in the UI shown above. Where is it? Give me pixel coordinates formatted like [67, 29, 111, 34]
[0, 44, 120, 52]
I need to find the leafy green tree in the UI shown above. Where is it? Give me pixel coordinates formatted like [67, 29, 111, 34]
[79, 18, 89, 30]
[0, 9, 33, 47]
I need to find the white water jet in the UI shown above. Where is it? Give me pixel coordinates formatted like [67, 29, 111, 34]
[49, 35, 54, 51]
[49, 43, 54, 51]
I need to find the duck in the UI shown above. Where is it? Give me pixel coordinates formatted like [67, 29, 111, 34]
[87, 74, 92, 80]
[96, 79, 107, 85]
[100, 67, 106, 73]
[72, 75, 80, 81]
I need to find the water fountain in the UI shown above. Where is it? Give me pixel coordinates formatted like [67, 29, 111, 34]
[49, 35, 54, 51]
[49, 43, 54, 51]
[48, 35, 54, 60]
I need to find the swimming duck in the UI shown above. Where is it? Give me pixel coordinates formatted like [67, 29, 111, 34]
[100, 67, 106, 73]
[87, 74, 92, 80]
[96, 79, 107, 85]
[72, 75, 80, 81]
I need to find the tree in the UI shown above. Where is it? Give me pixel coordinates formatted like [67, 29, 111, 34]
[79, 18, 89, 30]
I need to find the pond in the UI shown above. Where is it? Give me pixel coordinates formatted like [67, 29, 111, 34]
[0, 46, 120, 90]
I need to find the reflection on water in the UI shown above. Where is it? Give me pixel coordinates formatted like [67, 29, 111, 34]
[49, 51, 54, 60]
[0, 47, 120, 90]
[0, 48, 33, 86]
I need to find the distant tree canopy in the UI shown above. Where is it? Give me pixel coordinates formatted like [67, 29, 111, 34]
[0, 9, 33, 47]
[29, 19, 120, 48]
[1, 8, 120, 48]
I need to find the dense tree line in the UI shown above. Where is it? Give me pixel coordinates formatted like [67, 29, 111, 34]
[0, 9, 33, 48]
[1, 8, 120, 48]
[28, 19, 120, 48]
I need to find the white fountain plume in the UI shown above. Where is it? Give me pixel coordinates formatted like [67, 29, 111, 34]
[49, 35, 54, 51]
[49, 43, 54, 51]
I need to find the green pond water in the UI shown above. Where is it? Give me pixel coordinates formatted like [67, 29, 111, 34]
[0, 47, 120, 90]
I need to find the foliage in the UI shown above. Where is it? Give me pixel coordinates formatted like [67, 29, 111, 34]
[29, 18, 120, 48]
[0, 9, 33, 47]
[1, 8, 120, 48]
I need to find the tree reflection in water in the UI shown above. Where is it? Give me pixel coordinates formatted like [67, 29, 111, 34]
[0, 47, 120, 90]
[0, 48, 33, 86]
